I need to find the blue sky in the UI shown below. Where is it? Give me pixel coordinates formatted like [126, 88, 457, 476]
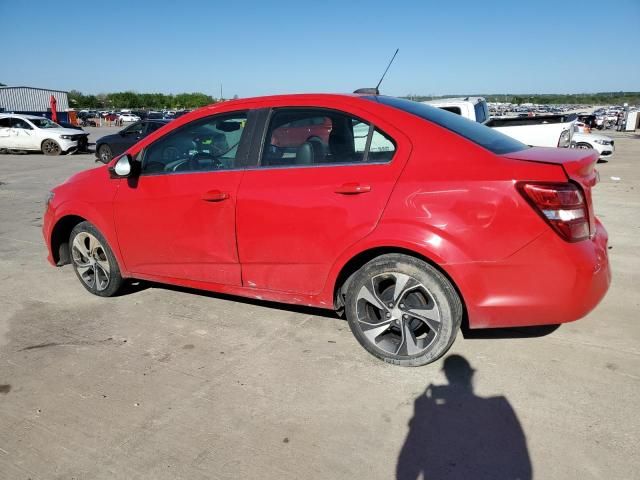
[1, 0, 639, 97]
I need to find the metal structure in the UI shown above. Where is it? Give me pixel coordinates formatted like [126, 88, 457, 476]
[0, 86, 70, 122]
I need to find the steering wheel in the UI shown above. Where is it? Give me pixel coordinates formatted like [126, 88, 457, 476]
[189, 151, 223, 171]
[143, 161, 166, 173]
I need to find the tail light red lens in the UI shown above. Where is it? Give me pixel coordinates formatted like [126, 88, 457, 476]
[518, 182, 590, 242]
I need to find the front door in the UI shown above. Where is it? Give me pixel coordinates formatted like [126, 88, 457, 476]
[236, 106, 409, 295]
[113, 111, 250, 286]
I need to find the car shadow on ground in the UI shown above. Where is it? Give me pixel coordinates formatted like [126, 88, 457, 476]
[117, 280, 565, 333]
[396, 355, 532, 480]
[116, 279, 341, 320]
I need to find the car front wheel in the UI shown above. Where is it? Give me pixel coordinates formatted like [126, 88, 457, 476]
[345, 254, 462, 366]
[42, 139, 61, 156]
[69, 221, 123, 297]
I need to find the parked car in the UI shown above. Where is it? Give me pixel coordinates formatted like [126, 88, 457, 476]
[42, 94, 610, 366]
[95, 120, 170, 163]
[118, 113, 141, 122]
[572, 130, 615, 160]
[0, 114, 89, 155]
[424, 97, 575, 148]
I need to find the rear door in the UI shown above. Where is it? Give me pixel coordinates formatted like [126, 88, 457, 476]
[10, 118, 37, 149]
[0, 118, 14, 147]
[236, 106, 410, 295]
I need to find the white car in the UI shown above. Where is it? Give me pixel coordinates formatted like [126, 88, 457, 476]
[0, 114, 88, 155]
[118, 113, 140, 122]
[572, 130, 615, 160]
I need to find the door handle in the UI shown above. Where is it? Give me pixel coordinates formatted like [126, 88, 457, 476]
[334, 183, 372, 195]
[201, 190, 229, 202]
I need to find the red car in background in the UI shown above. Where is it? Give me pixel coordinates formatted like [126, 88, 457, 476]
[271, 115, 332, 148]
[42, 94, 610, 366]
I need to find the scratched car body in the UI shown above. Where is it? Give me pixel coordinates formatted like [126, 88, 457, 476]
[43, 94, 611, 366]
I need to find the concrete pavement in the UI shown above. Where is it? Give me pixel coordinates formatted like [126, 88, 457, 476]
[0, 128, 638, 479]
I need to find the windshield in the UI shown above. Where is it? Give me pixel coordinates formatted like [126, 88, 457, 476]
[363, 96, 528, 155]
[29, 118, 61, 129]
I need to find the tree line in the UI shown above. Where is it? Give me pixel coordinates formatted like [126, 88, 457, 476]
[3, 83, 639, 107]
[67, 90, 221, 110]
[405, 92, 640, 105]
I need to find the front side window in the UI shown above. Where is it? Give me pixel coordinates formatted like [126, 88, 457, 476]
[261, 109, 395, 167]
[29, 118, 60, 129]
[142, 113, 247, 175]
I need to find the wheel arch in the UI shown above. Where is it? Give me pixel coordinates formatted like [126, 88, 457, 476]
[331, 245, 468, 328]
[48, 201, 127, 275]
[50, 214, 87, 265]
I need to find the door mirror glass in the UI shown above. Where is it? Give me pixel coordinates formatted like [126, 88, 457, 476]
[111, 154, 133, 177]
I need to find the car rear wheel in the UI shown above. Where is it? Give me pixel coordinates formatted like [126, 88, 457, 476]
[42, 139, 61, 156]
[69, 221, 123, 297]
[345, 254, 462, 366]
[98, 144, 113, 163]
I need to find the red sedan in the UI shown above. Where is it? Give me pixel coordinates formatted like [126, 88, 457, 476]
[42, 94, 611, 366]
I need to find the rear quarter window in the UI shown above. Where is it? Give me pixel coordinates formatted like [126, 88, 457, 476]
[365, 96, 527, 155]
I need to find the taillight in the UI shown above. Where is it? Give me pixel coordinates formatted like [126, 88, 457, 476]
[518, 182, 590, 242]
[557, 128, 572, 148]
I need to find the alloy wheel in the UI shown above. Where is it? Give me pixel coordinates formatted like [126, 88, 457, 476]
[355, 272, 441, 357]
[71, 232, 111, 291]
[42, 140, 61, 155]
[99, 145, 112, 162]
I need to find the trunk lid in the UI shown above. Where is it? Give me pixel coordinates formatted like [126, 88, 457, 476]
[503, 146, 599, 237]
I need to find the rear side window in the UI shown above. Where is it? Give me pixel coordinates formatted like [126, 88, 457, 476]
[145, 122, 165, 134]
[364, 96, 527, 154]
[261, 108, 395, 167]
[11, 118, 32, 129]
[0, 118, 11, 128]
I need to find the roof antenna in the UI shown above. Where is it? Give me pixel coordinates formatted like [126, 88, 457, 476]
[354, 48, 399, 95]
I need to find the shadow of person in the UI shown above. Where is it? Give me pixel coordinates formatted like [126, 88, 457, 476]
[396, 355, 532, 480]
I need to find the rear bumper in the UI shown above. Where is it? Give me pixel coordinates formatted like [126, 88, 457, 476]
[451, 219, 611, 328]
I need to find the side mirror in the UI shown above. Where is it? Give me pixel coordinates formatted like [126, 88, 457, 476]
[109, 154, 133, 178]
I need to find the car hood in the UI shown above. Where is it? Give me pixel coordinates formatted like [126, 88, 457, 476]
[61, 164, 109, 187]
[47, 127, 88, 136]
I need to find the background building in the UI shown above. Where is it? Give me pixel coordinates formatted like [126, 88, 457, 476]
[0, 86, 70, 122]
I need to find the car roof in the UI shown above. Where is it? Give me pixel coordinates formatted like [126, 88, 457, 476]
[0, 113, 47, 120]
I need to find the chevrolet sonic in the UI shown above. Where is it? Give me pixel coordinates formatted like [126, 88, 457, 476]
[43, 94, 611, 366]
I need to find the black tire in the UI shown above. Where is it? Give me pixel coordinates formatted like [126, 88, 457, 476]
[69, 221, 123, 297]
[42, 139, 61, 156]
[98, 144, 113, 163]
[345, 254, 462, 366]
[576, 142, 593, 150]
